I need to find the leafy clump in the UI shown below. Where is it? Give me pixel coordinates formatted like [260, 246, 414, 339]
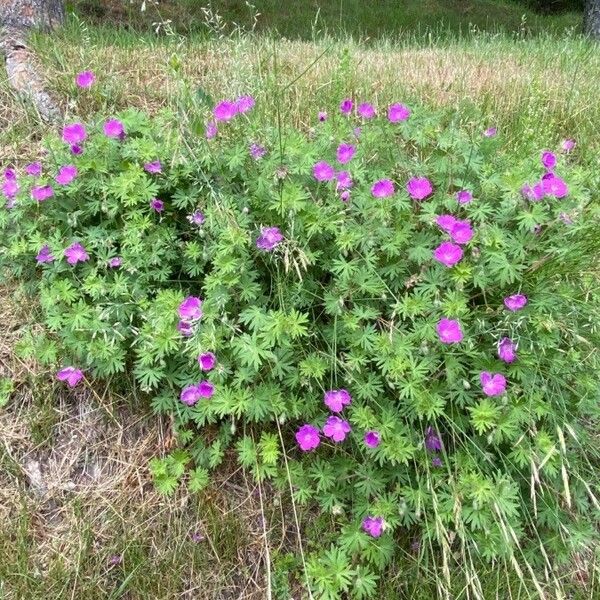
[1, 93, 599, 597]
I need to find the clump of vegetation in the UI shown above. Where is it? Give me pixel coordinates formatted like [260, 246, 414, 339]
[1, 73, 599, 598]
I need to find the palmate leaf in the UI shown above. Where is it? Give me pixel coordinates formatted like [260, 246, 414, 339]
[231, 333, 275, 371]
[188, 467, 209, 492]
[353, 566, 379, 600]
[484, 251, 524, 285]
[154, 474, 179, 496]
[468, 399, 502, 434]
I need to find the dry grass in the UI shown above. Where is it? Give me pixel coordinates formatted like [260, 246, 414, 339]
[2, 31, 599, 163]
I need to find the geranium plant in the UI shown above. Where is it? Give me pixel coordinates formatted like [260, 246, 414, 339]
[1, 79, 599, 598]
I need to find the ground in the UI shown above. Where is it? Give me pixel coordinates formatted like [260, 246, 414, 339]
[0, 3, 599, 598]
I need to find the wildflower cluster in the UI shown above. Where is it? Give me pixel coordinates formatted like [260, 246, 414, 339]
[1, 73, 599, 598]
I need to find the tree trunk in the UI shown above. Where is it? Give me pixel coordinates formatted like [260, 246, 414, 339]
[0, 0, 64, 122]
[0, 0, 64, 29]
[584, 0, 600, 39]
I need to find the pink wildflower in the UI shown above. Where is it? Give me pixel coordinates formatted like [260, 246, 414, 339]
[76, 71, 95, 88]
[388, 103, 411, 122]
[295, 424, 320, 452]
[56, 367, 84, 387]
[480, 372, 507, 396]
[406, 177, 433, 200]
[436, 318, 463, 344]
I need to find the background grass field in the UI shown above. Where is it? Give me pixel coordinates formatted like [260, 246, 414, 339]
[72, 0, 582, 37]
[1, 1, 598, 598]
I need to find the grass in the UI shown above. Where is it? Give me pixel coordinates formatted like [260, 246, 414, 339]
[72, 0, 581, 37]
[1, 5, 599, 599]
[2, 21, 600, 165]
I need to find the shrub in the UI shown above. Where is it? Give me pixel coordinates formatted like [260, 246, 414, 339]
[2, 96, 599, 597]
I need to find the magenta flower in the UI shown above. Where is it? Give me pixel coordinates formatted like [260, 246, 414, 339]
[180, 384, 201, 406]
[449, 220, 473, 245]
[436, 214, 456, 232]
[177, 321, 194, 337]
[188, 211, 205, 226]
[339, 98, 353, 116]
[205, 121, 218, 139]
[541, 151, 557, 170]
[364, 431, 381, 448]
[62, 123, 87, 145]
[484, 127, 497, 138]
[296, 424, 320, 452]
[318, 111, 327, 122]
[64, 242, 89, 264]
[504, 294, 527, 312]
[521, 182, 544, 202]
[76, 71, 95, 88]
[249, 143, 267, 160]
[433, 242, 463, 267]
[561, 139, 575, 153]
[55, 165, 78, 185]
[2, 179, 19, 198]
[31, 185, 54, 202]
[198, 380, 215, 398]
[144, 161, 162, 174]
[357, 103, 375, 119]
[108, 257, 122, 268]
[190, 531, 205, 543]
[498, 337, 517, 363]
[104, 119, 125, 138]
[107, 555, 122, 566]
[371, 179, 395, 198]
[456, 190, 473, 204]
[362, 516, 383, 538]
[213, 100, 238, 121]
[236, 95, 255, 113]
[388, 103, 411, 122]
[150, 198, 164, 213]
[336, 143, 356, 165]
[36, 245, 55, 264]
[541, 173, 568, 198]
[480, 372, 507, 396]
[71, 144, 83, 155]
[198, 352, 216, 371]
[25, 162, 42, 177]
[436, 318, 463, 344]
[432, 456, 443, 468]
[406, 177, 433, 200]
[340, 191, 350, 202]
[323, 389, 352, 412]
[179, 296, 203, 321]
[336, 170, 352, 190]
[322, 416, 351, 443]
[425, 427, 442, 451]
[56, 366, 84, 387]
[256, 226, 283, 251]
[313, 161, 335, 182]
[3, 168, 15, 179]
